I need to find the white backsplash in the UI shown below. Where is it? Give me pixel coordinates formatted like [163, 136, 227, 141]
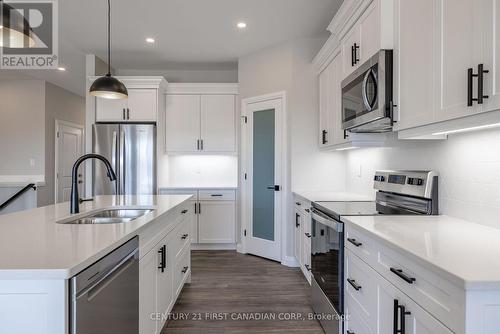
[162, 155, 238, 188]
[344, 128, 500, 228]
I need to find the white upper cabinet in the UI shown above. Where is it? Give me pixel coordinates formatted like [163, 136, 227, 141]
[127, 89, 158, 121]
[319, 65, 332, 147]
[165, 95, 201, 153]
[341, 0, 393, 80]
[95, 98, 128, 122]
[201, 95, 236, 152]
[435, 0, 482, 122]
[94, 77, 166, 123]
[481, 0, 500, 113]
[164, 84, 239, 154]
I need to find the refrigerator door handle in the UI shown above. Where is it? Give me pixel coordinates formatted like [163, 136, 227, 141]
[120, 130, 125, 195]
[112, 131, 119, 195]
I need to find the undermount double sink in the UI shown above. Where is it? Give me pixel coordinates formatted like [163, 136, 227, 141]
[60, 209, 153, 225]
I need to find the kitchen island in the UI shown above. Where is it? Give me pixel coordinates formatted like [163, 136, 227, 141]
[0, 195, 193, 334]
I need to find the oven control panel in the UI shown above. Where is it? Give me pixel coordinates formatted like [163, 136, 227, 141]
[373, 170, 438, 199]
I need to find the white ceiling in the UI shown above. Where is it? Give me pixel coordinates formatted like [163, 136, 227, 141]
[1, 0, 343, 95]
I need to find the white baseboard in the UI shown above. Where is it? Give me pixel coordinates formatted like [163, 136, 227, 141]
[191, 243, 237, 251]
[236, 243, 245, 254]
[281, 256, 300, 268]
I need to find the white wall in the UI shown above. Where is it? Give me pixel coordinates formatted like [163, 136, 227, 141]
[160, 155, 238, 188]
[0, 80, 45, 179]
[344, 128, 500, 229]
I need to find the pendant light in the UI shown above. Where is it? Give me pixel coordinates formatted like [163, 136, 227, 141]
[89, 0, 127, 99]
[0, 1, 36, 48]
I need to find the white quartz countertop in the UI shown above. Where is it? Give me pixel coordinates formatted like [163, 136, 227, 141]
[0, 195, 191, 280]
[342, 215, 500, 290]
[293, 190, 374, 202]
[160, 186, 238, 190]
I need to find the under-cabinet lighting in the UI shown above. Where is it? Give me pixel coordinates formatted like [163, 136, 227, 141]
[145, 37, 155, 43]
[335, 147, 360, 151]
[57, 67, 66, 71]
[432, 122, 500, 136]
[237, 22, 247, 29]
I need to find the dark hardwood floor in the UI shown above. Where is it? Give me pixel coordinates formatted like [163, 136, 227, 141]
[162, 250, 324, 334]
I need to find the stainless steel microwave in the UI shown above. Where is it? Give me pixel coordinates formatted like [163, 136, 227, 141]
[341, 50, 393, 133]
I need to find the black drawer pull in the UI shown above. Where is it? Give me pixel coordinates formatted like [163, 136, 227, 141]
[210, 194, 223, 197]
[295, 202, 301, 206]
[390, 267, 416, 284]
[347, 238, 362, 247]
[181, 234, 189, 240]
[305, 233, 311, 238]
[305, 264, 311, 272]
[182, 266, 189, 274]
[347, 278, 362, 291]
[181, 209, 188, 214]
[158, 245, 166, 273]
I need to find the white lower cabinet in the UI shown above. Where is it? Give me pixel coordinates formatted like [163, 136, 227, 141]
[346, 249, 453, 334]
[198, 201, 236, 243]
[159, 188, 237, 246]
[139, 204, 192, 334]
[293, 196, 312, 284]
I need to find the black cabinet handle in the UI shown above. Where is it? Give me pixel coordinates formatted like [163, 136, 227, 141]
[399, 304, 411, 334]
[295, 202, 301, 206]
[305, 264, 311, 272]
[122, 108, 126, 120]
[211, 194, 223, 197]
[295, 213, 300, 228]
[478, 64, 489, 104]
[182, 266, 189, 274]
[305, 233, 312, 238]
[305, 208, 310, 213]
[468, 68, 474, 106]
[351, 44, 355, 67]
[197, 139, 200, 150]
[198, 203, 201, 214]
[344, 129, 349, 140]
[194, 202, 197, 214]
[353, 43, 360, 64]
[347, 238, 362, 247]
[181, 209, 188, 214]
[322, 130, 328, 144]
[158, 245, 166, 273]
[126, 108, 130, 120]
[200, 139, 204, 150]
[393, 299, 399, 334]
[181, 234, 189, 240]
[347, 331, 355, 334]
[347, 278, 362, 291]
[390, 267, 416, 284]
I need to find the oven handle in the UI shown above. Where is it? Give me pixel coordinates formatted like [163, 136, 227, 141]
[311, 208, 343, 232]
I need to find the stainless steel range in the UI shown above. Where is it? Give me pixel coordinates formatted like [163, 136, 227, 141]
[310, 170, 439, 334]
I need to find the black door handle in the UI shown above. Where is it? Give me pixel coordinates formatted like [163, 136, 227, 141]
[477, 64, 489, 104]
[390, 268, 416, 284]
[347, 278, 362, 291]
[347, 238, 362, 247]
[353, 43, 360, 64]
[267, 185, 280, 191]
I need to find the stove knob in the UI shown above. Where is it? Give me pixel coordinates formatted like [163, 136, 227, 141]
[417, 178, 424, 186]
[407, 178, 414, 185]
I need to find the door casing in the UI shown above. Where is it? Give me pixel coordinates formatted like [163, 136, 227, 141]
[240, 91, 289, 264]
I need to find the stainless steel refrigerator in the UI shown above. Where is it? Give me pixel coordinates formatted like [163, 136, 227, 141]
[93, 124, 156, 196]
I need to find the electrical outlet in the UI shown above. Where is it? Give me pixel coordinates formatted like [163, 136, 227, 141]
[357, 165, 362, 178]
[29, 158, 35, 167]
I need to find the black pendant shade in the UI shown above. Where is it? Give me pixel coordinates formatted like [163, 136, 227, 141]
[0, 1, 36, 48]
[90, 73, 128, 99]
[89, 0, 128, 100]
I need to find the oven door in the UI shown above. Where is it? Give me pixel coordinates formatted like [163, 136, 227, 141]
[341, 50, 393, 132]
[310, 208, 344, 315]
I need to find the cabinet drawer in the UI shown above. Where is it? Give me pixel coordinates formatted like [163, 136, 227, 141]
[345, 249, 377, 328]
[345, 225, 376, 265]
[174, 246, 191, 297]
[302, 238, 311, 283]
[171, 218, 191, 260]
[345, 302, 374, 334]
[374, 241, 464, 334]
[198, 190, 235, 201]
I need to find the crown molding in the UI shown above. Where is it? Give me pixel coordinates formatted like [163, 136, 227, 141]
[87, 76, 168, 92]
[165, 83, 239, 95]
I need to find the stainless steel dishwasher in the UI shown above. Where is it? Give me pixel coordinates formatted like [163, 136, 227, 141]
[70, 236, 139, 334]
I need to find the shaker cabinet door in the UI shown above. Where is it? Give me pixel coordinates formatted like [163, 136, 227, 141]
[165, 95, 201, 153]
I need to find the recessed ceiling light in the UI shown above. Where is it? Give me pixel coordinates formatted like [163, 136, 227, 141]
[57, 67, 66, 71]
[145, 37, 155, 43]
[237, 22, 247, 29]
